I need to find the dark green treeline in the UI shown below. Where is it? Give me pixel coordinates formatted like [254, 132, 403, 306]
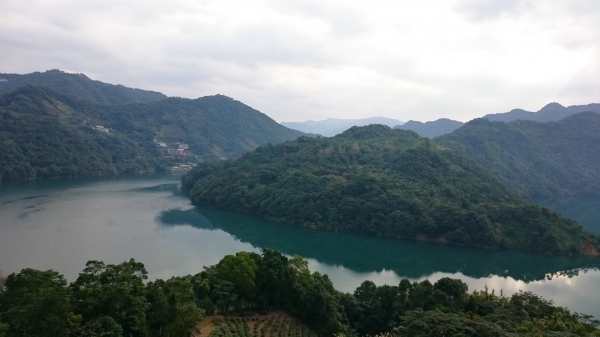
[1, 249, 599, 337]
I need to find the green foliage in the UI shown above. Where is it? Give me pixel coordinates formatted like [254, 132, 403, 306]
[186, 125, 587, 254]
[0, 86, 160, 181]
[0, 84, 304, 181]
[0, 250, 597, 337]
[216, 252, 259, 303]
[146, 277, 204, 337]
[70, 259, 150, 337]
[438, 113, 600, 198]
[0, 269, 75, 337]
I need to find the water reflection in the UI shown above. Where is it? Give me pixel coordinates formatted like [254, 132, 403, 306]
[158, 206, 600, 282]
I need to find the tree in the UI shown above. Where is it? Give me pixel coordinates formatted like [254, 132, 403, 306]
[70, 259, 149, 337]
[146, 277, 204, 337]
[255, 249, 293, 309]
[215, 252, 258, 305]
[0, 269, 75, 337]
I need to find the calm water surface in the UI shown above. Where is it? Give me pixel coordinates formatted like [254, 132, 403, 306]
[1, 174, 599, 318]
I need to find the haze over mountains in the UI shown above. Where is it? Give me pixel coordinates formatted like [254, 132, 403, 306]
[281, 117, 403, 137]
[283, 102, 600, 139]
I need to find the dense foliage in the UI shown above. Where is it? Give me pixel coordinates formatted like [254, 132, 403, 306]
[0, 260, 203, 337]
[0, 84, 304, 181]
[0, 86, 161, 181]
[438, 112, 600, 198]
[1, 250, 598, 337]
[185, 125, 592, 254]
[0, 69, 167, 105]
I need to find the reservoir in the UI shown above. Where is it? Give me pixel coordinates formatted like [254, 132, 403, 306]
[1, 173, 599, 318]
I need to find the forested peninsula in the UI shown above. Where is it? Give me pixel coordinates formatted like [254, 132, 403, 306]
[184, 125, 600, 255]
[1, 249, 599, 337]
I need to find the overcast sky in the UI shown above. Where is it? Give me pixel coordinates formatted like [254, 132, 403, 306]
[1, 0, 599, 122]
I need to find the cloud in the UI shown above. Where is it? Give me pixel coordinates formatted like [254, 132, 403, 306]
[0, 0, 599, 123]
[455, 0, 534, 21]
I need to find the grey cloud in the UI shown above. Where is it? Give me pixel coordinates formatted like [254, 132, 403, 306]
[455, 0, 534, 21]
[267, 0, 370, 37]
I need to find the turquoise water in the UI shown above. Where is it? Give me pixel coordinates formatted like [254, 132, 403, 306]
[0, 174, 599, 317]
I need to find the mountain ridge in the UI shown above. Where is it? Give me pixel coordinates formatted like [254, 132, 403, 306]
[0, 69, 167, 105]
[483, 102, 600, 123]
[438, 111, 600, 198]
[0, 85, 305, 181]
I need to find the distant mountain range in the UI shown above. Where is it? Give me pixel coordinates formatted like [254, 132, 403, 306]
[438, 112, 600, 198]
[0, 71, 305, 181]
[281, 117, 403, 137]
[394, 118, 464, 138]
[0, 69, 166, 105]
[284, 102, 600, 139]
[483, 102, 600, 123]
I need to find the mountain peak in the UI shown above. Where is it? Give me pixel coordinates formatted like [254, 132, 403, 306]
[539, 102, 566, 112]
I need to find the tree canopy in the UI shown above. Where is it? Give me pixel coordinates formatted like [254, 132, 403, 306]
[184, 125, 597, 254]
[1, 250, 598, 337]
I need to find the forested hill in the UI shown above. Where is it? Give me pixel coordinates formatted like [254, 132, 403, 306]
[0, 86, 160, 181]
[183, 124, 599, 255]
[438, 112, 600, 198]
[394, 118, 464, 138]
[0, 86, 304, 181]
[0, 69, 166, 105]
[114, 94, 305, 159]
[482, 102, 600, 123]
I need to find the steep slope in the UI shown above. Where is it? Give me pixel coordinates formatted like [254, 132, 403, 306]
[438, 112, 600, 198]
[115, 95, 305, 159]
[0, 87, 159, 181]
[394, 118, 464, 138]
[184, 125, 597, 255]
[0, 69, 166, 105]
[0, 86, 305, 181]
[282, 116, 403, 136]
[483, 102, 600, 123]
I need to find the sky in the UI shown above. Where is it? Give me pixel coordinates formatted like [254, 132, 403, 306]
[1, 0, 599, 123]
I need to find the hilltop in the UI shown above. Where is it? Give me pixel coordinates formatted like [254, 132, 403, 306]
[0, 69, 166, 105]
[438, 112, 600, 198]
[482, 102, 600, 123]
[394, 118, 464, 138]
[184, 124, 599, 255]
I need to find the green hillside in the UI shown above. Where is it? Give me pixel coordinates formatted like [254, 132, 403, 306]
[437, 112, 600, 198]
[0, 87, 159, 181]
[184, 125, 598, 255]
[0, 69, 166, 105]
[0, 86, 304, 181]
